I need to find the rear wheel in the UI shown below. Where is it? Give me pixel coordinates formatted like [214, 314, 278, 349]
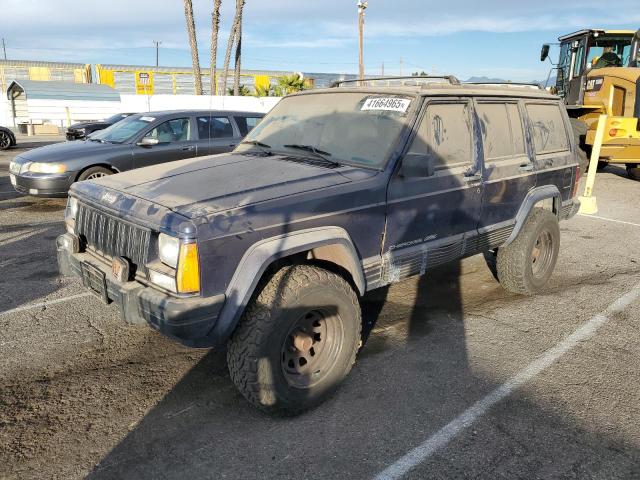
[77, 166, 113, 181]
[227, 264, 361, 415]
[0, 130, 11, 150]
[627, 164, 640, 181]
[495, 209, 560, 295]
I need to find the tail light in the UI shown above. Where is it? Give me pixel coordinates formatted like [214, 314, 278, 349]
[571, 165, 581, 198]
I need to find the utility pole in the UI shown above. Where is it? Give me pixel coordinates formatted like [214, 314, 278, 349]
[381, 61, 384, 76]
[153, 40, 161, 67]
[400, 56, 403, 76]
[357, 1, 367, 81]
[2, 38, 6, 60]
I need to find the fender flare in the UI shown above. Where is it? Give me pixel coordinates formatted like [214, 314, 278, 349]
[209, 226, 365, 343]
[502, 185, 561, 247]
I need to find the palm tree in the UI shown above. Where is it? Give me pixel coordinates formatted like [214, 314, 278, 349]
[275, 74, 307, 96]
[210, 0, 222, 95]
[183, 0, 203, 95]
[221, 0, 244, 96]
[232, 0, 245, 96]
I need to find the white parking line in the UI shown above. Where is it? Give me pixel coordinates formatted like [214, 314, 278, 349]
[373, 284, 640, 480]
[0, 293, 92, 317]
[578, 213, 640, 228]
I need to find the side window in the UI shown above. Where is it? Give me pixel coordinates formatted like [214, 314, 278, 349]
[408, 102, 473, 168]
[234, 116, 262, 136]
[506, 104, 526, 156]
[573, 44, 585, 77]
[526, 104, 569, 155]
[145, 118, 191, 143]
[211, 117, 234, 138]
[196, 116, 212, 139]
[476, 102, 526, 160]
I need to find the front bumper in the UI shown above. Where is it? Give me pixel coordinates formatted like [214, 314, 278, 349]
[66, 131, 85, 141]
[11, 172, 76, 197]
[57, 234, 225, 348]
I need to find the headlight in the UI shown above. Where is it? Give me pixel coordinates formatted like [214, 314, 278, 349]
[9, 160, 19, 174]
[158, 233, 180, 268]
[154, 234, 200, 294]
[28, 162, 67, 174]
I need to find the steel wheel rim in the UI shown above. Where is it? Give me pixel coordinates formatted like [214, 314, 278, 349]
[0, 132, 9, 148]
[281, 308, 343, 389]
[531, 230, 553, 278]
[85, 172, 108, 180]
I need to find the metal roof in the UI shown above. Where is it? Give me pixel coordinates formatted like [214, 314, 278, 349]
[7, 79, 120, 101]
[0, 59, 88, 68]
[558, 29, 636, 41]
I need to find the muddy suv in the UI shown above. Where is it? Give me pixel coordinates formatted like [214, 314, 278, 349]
[57, 77, 581, 414]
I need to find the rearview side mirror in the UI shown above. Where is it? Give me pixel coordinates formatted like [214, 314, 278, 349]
[400, 153, 436, 178]
[137, 137, 159, 147]
[540, 44, 550, 62]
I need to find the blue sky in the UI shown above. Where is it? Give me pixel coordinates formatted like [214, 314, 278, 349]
[1, 0, 639, 81]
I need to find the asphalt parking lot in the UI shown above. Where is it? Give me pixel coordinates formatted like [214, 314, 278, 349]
[1, 137, 639, 480]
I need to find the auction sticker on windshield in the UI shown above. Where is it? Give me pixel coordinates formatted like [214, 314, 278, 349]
[139, 116, 156, 122]
[361, 97, 411, 113]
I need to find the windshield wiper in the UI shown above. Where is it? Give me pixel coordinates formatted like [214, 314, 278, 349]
[282, 144, 341, 167]
[240, 140, 272, 155]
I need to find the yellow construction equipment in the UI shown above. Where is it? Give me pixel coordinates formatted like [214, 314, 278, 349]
[541, 29, 640, 181]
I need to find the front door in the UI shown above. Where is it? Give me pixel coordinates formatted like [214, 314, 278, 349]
[133, 116, 198, 168]
[383, 99, 483, 280]
[475, 100, 535, 239]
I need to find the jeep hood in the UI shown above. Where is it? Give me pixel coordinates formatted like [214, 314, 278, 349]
[85, 153, 371, 219]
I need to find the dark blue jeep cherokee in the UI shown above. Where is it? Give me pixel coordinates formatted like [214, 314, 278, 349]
[57, 76, 581, 414]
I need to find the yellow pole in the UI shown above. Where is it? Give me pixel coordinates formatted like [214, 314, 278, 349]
[578, 113, 607, 214]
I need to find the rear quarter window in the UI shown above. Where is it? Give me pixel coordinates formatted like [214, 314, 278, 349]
[526, 103, 569, 155]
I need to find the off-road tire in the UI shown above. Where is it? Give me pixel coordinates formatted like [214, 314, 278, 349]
[227, 264, 361, 415]
[496, 208, 560, 295]
[77, 166, 112, 181]
[627, 164, 640, 181]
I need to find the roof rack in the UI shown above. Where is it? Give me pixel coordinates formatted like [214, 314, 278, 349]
[330, 75, 460, 88]
[464, 82, 545, 90]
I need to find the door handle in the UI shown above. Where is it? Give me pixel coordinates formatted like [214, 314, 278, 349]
[464, 173, 482, 182]
[519, 163, 534, 172]
[228, 143, 238, 147]
[181, 145, 195, 151]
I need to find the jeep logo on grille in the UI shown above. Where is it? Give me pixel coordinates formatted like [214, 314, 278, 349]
[102, 192, 118, 204]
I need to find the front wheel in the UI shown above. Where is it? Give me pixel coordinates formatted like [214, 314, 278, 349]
[627, 164, 640, 181]
[495, 209, 560, 295]
[77, 166, 113, 181]
[227, 264, 361, 415]
[0, 130, 11, 150]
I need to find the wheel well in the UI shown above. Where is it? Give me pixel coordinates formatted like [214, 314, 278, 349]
[257, 244, 363, 298]
[75, 163, 119, 181]
[533, 197, 558, 215]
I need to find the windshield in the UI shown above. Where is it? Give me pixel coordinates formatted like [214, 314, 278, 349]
[91, 115, 155, 143]
[587, 34, 633, 69]
[235, 92, 415, 168]
[105, 113, 130, 124]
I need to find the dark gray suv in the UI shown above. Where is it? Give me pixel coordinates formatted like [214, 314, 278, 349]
[57, 77, 581, 414]
[9, 110, 263, 197]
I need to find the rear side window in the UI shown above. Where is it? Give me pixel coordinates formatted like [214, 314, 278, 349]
[235, 116, 262, 136]
[526, 104, 569, 154]
[408, 102, 473, 168]
[197, 116, 235, 139]
[476, 102, 526, 160]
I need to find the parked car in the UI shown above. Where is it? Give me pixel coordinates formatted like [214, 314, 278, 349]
[9, 110, 263, 197]
[0, 126, 16, 150]
[65, 113, 135, 140]
[57, 78, 581, 414]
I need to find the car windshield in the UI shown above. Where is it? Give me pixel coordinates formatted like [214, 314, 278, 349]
[105, 113, 130, 124]
[235, 92, 415, 168]
[90, 115, 155, 143]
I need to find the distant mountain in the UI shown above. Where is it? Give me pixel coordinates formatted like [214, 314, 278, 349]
[464, 75, 557, 88]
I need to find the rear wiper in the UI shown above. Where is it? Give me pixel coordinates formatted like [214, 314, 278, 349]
[240, 140, 272, 154]
[282, 144, 341, 166]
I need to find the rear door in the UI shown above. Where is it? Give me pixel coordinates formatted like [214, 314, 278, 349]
[476, 99, 535, 233]
[383, 99, 483, 278]
[209, 116, 240, 154]
[133, 116, 198, 168]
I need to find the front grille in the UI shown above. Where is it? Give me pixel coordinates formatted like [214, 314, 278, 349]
[76, 203, 151, 275]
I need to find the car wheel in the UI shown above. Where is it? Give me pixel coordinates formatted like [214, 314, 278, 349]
[496, 208, 560, 295]
[227, 264, 361, 415]
[78, 166, 113, 181]
[626, 164, 640, 181]
[0, 130, 11, 150]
